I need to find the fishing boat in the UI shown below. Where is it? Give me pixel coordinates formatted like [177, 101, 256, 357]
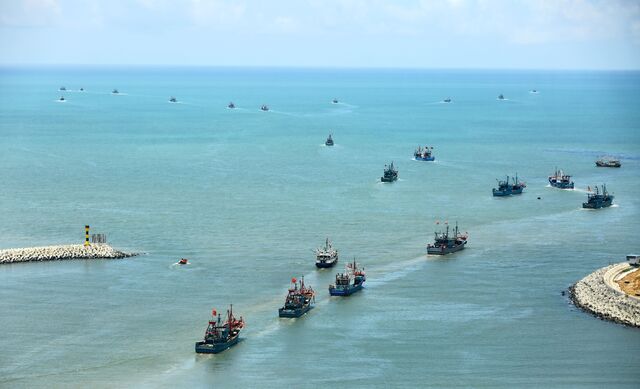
[329, 259, 366, 296]
[195, 305, 244, 354]
[228, 102, 235, 109]
[427, 222, 468, 255]
[381, 162, 398, 182]
[595, 157, 621, 168]
[548, 168, 574, 189]
[59, 86, 66, 91]
[315, 238, 338, 268]
[582, 184, 614, 209]
[498, 94, 505, 100]
[278, 277, 315, 318]
[260, 105, 269, 111]
[492, 176, 512, 197]
[178, 258, 188, 265]
[59, 96, 65, 102]
[443, 98, 451, 103]
[169, 96, 177, 103]
[79, 88, 84, 92]
[325, 134, 334, 146]
[112, 89, 119, 94]
[510, 174, 526, 194]
[414, 146, 435, 161]
[332, 98, 339, 104]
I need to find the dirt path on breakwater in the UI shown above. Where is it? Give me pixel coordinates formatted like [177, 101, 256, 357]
[617, 267, 640, 297]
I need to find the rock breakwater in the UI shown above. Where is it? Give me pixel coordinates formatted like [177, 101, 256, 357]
[0, 244, 138, 264]
[569, 263, 640, 328]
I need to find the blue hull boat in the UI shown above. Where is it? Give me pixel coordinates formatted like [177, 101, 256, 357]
[415, 156, 435, 161]
[329, 283, 363, 296]
[492, 189, 512, 196]
[278, 304, 312, 318]
[549, 169, 574, 189]
[195, 335, 239, 354]
[316, 260, 337, 268]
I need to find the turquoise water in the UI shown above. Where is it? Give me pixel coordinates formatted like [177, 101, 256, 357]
[0, 67, 639, 388]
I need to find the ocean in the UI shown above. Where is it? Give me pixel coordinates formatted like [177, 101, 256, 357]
[0, 67, 639, 388]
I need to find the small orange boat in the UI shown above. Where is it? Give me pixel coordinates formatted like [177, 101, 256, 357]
[178, 258, 188, 265]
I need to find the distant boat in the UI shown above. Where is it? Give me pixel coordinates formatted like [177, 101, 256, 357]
[79, 88, 84, 92]
[325, 134, 334, 146]
[530, 89, 538, 93]
[178, 258, 188, 265]
[260, 105, 269, 111]
[381, 161, 398, 182]
[426, 222, 468, 255]
[414, 145, 435, 161]
[443, 98, 451, 103]
[582, 184, 614, 209]
[548, 168, 574, 189]
[59, 86, 66, 91]
[498, 94, 505, 100]
[315, 238, 338, 268]
[329, 259, 365, 296]
[228, 102, 236, 109]
[169, 96, 177, 103]
[492, 176, 512, 197]
[595, 157, 621, 168]
[332, 98, 339, 104]
[112, 89, 119, 94]
[510, 173, 526, 194]
[278, 277, 315, 318]
[59, 96, 65, 102]
[195, 305, 244, 354]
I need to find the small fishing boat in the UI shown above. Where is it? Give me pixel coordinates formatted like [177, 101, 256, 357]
[178, 258, 188, 265]
[228, 102, 236, 109]
[426, 222, 468, 255]
[315, 237, 338, 268]
[582, 184, 614, 209]
[278, 277, 315, 318]
[260, 105, 269, 111]
[510, 174, 526, 194]
[595, 157, 621, 168]
[195, 305, 244, 354]
[79, 87, 84, 92]
[498, 94, 504, 100]
[548, 168, 574, 189]
[332, 98, 339, 104]
[492, 176, 512, 197]
[59, 86, 66, 91]
[325, 134, 334, 146]
[381, 162, 398, 182]
[414, 145, 435, 161]
[112, 89, 119, 94]
[443, 98, 451, 103]
[169, 96, 177, 103]
[59, 96, 65, 102]
[329, 259, 365, 296]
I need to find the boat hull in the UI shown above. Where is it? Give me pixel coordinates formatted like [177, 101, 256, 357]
[427, 242, 466, 255]
[415, 156, 435, 161]
[549, 179, 574, 189]
[582, 199, 614, 209]
[316, 259, 338, 268]
[195, 335, 240, 354]
[511, 187, 524, 194]
[596, 161, 621, 168]
[492, 189, 512, 197]
[329, 283, 363, 296]
[278, 304, 313, 318]
[381, 176, 397, 183]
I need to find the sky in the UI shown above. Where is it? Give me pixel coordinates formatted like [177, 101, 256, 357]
[1, 0, 639, 69]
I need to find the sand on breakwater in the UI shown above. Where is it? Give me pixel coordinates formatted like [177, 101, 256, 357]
[569, 263, 640, 328]
[0, 244, 138, 264]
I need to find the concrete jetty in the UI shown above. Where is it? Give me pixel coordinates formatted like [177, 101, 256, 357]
[0, 244, 138, 264]
[569, 263, 640, 328]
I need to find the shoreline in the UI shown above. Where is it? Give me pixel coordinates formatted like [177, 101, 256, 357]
[0, 244, 139, 264]
[569, 263, 640, 328]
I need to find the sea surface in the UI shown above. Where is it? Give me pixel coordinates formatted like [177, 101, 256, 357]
[0, 67, 639, 388]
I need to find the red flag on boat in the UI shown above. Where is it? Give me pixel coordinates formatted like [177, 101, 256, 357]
[291, 277, 297, 284]
[212, 309, 217, 317]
